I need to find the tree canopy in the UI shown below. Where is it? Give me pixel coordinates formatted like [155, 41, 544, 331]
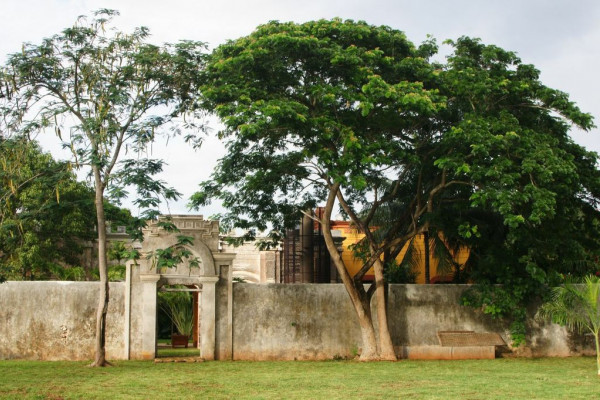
[193, 18, 599, 355]
[441, 37, 600, 342]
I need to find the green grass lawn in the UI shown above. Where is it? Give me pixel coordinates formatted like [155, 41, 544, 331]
[156, 338, 200, 358]
[156, 347, 200, 358]
[0, 357, 598, 399]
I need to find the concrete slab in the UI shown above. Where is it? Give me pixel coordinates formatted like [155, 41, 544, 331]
[400, 345, 495, 360]
[437, 331, 506, 347]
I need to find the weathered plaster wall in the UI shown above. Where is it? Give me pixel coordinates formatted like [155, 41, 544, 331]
[127, 265, 156, 361]
[387, 284, 585, 357]
[215, 266, 231, 360]
[0, 281, 125, 361]
[388, 285, 505, 346]
[231, 284, 362, 360]
[227, 283, 594, 360]
[1, 281, 593, 361]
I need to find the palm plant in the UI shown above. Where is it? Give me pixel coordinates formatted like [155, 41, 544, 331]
[538, 275, 600, 375]
[159, 290, 194, 337]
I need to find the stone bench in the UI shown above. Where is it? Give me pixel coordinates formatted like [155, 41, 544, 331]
[400, 331, 506, 360]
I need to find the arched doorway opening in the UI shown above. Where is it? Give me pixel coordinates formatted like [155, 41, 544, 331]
[126, 215, 235, 361]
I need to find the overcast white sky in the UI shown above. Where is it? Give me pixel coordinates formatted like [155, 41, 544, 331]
[1, 0, 599, 216]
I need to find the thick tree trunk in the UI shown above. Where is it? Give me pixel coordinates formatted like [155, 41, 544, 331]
[373, 259, 397, 360]
[354, 299, 379, 360]
[324, 231, 378, 360]
[320, 184, 379, 360]
[91, 166, 110, 367]
[334, 183, 400, 360]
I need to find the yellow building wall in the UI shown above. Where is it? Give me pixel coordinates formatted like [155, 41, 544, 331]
[335, 225, 469, 284]
[395, 233, 470, 284]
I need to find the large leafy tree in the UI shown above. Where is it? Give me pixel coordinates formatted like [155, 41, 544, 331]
[194, 19, 445, 360]
[0, 10, 206, 366]
[439, 38, 600, 343]
[352, 36, 600, 343]
[194, 18, 598, 358]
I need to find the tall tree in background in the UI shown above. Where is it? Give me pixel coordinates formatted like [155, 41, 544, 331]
[0, 137, 96, 281]
[0, 10, 206, 366]
[0, 137, 140, 281]
[440, 37, 600, 343]
[193, 19, 598, 357]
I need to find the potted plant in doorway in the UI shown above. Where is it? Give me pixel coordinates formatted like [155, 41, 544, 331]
[159, 290, 194, 348]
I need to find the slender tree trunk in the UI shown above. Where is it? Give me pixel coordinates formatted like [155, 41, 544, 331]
[373, 259, 397, 360]
[91, 166, 110, 367]
[321, 184, 379, 360]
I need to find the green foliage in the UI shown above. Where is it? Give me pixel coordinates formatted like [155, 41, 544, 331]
[540, 275, 600, 334]
[0, 137, 141, 281]
[461, 283, 528, 346]
[107, 241, 139, 265]
[433, 37, 599, 343]
[90, 264, 127, 281]
[158, 289, 194, 336]
[384, 260, 417, 284]
[194, 19, 600, 347]
[49, 264, 86, 281]
[0, 8, 207, 249]
[193, 20, 449, 358]
[107, 265, 126, 281]
[193, 18, 444, 232]
[148, 227, 200, 272]
[104, 203, 145, 241]
[108, 241, 128, 265]
[0, 137, 97, 280]
[539, 275, 600, 374]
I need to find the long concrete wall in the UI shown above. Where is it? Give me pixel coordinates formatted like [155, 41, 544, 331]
[0, 282, 126, 361]
[230, 284, 362, 360]
[386, 284, 583, 357]
[227, 283, 594, 360]
[0, 281, 594, 361]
